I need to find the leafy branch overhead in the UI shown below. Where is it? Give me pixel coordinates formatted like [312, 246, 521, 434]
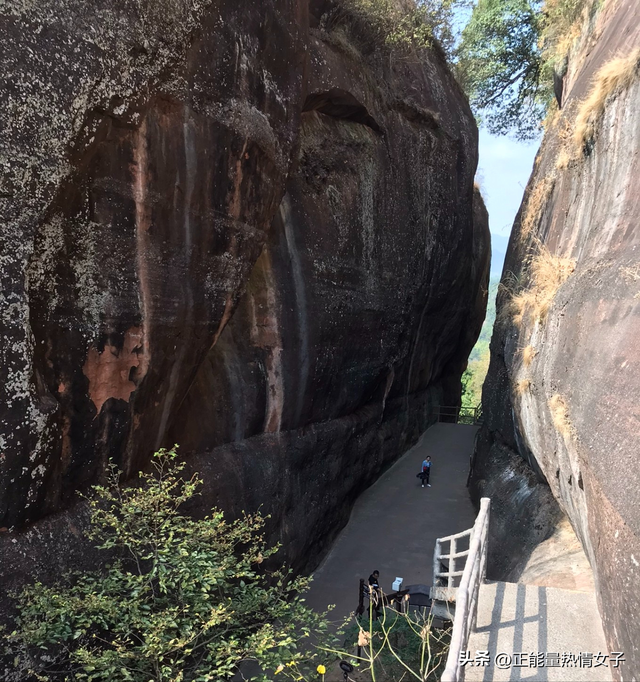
[456, 0, 548, 139]
[338, 0, 473, 59]
[456, 0, 592, 139]
[6, 449, 334, 682]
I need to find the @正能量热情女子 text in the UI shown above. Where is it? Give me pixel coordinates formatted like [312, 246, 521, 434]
[459, 650, 624, 669]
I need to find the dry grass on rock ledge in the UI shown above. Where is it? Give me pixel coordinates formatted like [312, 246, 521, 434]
[511, 245, 576, 326]
[521, 345, 538, 367]
[574, 47, 640, 153]
[548, 393, 574, 439]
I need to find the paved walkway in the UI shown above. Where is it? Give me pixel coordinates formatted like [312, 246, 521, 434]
[306, 423, 479, 619]
[466, 581, 612, 682]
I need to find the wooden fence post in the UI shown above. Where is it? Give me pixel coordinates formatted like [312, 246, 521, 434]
[357, 578, 365, 617]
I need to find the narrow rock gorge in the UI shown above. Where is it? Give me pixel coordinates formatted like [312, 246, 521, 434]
[471, 0, 640, 675]
[0, 0, 489, 597]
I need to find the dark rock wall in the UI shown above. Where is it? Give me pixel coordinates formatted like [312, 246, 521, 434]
[170, 13, 491, 570]
[471, 1, 640, 675]
[0, 0, 489, 587]
[1, 0, 308, 529]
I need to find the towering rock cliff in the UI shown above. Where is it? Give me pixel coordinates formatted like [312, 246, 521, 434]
[0, 0, 489, 594]
[471, 0, 640, 675]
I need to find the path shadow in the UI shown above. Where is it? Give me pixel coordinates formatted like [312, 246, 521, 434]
[476, 583, 548, 682]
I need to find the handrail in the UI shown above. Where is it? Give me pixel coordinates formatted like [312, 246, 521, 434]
[433, 527, 473, 593]
[433, 405, 483, 425]
[440, 497, 491, 682]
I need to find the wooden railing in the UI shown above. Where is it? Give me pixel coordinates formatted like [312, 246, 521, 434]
[433, 405, 483, 425]
[432, 528, 473, 602]
[439, 498, 491, 682]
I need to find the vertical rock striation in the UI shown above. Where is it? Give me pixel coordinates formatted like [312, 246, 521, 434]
[471, 1, 640, 675]
[0, 0, 489, 593]
[1, 0, 308, 529]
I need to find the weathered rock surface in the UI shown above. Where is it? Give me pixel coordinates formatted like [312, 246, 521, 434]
[471, 0, 640, 675]
[0, 0, 488, 594]
[169, 4, 490, 570]
[1, 0, 308, 528]
[518, 518, 595, 593]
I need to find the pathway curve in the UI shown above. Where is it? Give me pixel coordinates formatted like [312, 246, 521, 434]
[306, 423, 479, 619]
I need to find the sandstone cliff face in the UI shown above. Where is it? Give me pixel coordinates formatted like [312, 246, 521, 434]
[170, 5, 490, 570]
[472, 0, 640, 674]
[1, 0, 308, 529]
[0, 0, 488, 590]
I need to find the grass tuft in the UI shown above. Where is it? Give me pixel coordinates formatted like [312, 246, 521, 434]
[548, 393, 573, 438]
[555, 148, 571, 170]
[522, 345, 538, 367]
[516, 378, 531, 395]
[621, 264, 640, 283]
[510, 245, 576, 326]
[573, 48, 640, 153]
[521, 175, 556, 239]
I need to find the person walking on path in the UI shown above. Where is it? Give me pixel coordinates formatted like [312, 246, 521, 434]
[420, 456, 432, 487]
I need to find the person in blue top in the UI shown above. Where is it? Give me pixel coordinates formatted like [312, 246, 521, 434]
[420, 456, 432, 488]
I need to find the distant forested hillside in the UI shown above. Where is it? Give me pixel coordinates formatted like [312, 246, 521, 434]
[462, 275, 499, 407]
[490, 232, 509, 275]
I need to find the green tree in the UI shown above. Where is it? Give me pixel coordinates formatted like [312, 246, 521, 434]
[461, 351, 490, 408]
[340, 0, 472, 59]
[456, 0, 549, 139]
[6, 449, 332, 682]
[462, 277, 498, 408]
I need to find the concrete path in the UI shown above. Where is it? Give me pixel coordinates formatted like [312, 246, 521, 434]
[306, 423, 478, 619]
[466, 581, 613, 682]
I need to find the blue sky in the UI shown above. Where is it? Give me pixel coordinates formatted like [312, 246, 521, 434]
[451, 5, 541, 241]
[476, 129, 540, 236]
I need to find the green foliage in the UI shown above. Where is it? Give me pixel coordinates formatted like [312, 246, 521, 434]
[461, 277, 498, 408]
[456, 0, 594, 138]
[340, 0, 472, 59]
[461, 353, 490, 408]
[6, 449, 333, 682]
[456, 0, 549, 139]
[328, 599, 450, 681]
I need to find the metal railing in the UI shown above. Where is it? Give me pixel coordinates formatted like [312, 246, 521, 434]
[433, 405, 483, 425]
[440, 497, 491, 682]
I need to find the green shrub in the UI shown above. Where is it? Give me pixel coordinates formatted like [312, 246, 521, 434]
[336, 0, 472, 59]
[456, 0, 593, 138]
[332, 602, 451, 681]
[5, 449, 332, 682]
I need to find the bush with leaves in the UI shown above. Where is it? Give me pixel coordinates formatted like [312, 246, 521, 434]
[5, 449, 333, 682]
[334, 0, 471, 59]
[456, 0, 593, 139]
[456, 0, 548, 139]
[321, 592, 450, 682]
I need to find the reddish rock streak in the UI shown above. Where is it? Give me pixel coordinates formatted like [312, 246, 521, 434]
[82, 327, 145, 416]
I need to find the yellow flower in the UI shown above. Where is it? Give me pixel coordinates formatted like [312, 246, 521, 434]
[317, 664, 326, 675]
[275, 664, 284, 675]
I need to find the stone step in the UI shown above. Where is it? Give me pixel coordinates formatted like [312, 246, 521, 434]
[465, 581, 613, 681]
